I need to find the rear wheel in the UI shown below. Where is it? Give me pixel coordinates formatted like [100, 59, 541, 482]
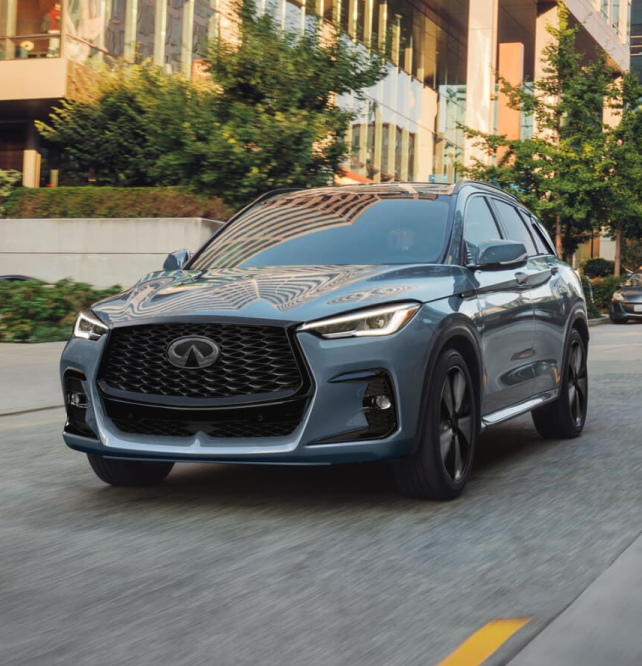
[87, 454, 174, 487]
[393, 349, 477, 500]
[532, 328, 588, 439]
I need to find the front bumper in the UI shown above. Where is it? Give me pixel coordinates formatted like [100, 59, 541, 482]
[610, 302, 642, 320]
[60, 310, 438, 464]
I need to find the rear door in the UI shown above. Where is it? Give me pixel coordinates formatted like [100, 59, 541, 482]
[463, 195, 535, 415]
[517, 210, 567, 396]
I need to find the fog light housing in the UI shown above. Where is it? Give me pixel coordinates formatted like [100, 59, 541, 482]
[308, 370, 397, 445]
[63, 372, 96, 438]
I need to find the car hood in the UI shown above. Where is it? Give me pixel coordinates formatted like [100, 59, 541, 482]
[618, 287, 642, 303]
[93, 264, 470, 326]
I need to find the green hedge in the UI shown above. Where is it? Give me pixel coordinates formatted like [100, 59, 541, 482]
[581, 257, 615, 278]
[0, 279, 121, 342]
[590, 275, 622, 310]
[3, 186, 230, 219]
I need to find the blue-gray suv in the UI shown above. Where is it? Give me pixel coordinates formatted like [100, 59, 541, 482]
[61, 181, 588, 500]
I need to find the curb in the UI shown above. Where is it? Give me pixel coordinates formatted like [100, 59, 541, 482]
[588, 316, 609, 327]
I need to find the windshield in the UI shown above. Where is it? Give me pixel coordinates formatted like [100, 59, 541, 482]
[190, 192, 451, 270]
[625, 272, 642, 287]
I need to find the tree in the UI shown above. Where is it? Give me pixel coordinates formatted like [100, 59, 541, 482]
[602, 72, 642, 276]
[38, 1, 388, 208]
[38, 61, 194, 187]
[462, 4, 615, 261]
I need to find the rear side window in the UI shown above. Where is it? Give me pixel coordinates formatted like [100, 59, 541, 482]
[491, 199, 537, 256]
[517, 210, 548, 255]
[530, 217, 556, 255]
[463, 196, 502, 264]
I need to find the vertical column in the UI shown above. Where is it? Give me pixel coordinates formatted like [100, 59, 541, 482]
[373, 103, 382, 182]
[534, 2, 557, 137]
[464, 0, 499, 166]
[124, 0, 139, 59]
[496, 42, 524, 160]
[22, 121, 41, 188]
[154, 0, 167, 66]
[181, 0, 194, 76]
[400, 126, 409, 180]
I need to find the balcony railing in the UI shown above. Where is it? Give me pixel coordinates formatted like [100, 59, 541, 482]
[0, 34, 61, 60]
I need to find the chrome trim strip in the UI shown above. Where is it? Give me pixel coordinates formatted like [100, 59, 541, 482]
[481, 389, 560, 428]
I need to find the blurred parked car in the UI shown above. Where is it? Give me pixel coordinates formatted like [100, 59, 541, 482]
[610, 271, 642, 324]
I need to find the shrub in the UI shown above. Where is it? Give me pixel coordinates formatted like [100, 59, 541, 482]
[590, 275, 623, 310]
[0, 279, 121, 342]
[2, 186, 230, 220]
[581, 275, 602, 319]
[0, 169, 21, 215]
[581, 257, 614, 278]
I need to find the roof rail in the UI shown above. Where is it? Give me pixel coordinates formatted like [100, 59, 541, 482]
[453, 179, 521, 202]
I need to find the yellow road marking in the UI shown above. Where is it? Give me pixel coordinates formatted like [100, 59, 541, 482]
[433, 618, 531, 666]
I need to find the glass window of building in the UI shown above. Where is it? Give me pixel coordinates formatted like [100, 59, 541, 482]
[105, 0, 126, 57]
[136, 0, 156, 61]
[0, 0, 60, 59]
[165, 0, 186, 72]
[192, 0, 216, 65]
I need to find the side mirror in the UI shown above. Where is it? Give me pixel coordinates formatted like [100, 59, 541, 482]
[469, 240, 528, 270]
[163, 249, 191, 271]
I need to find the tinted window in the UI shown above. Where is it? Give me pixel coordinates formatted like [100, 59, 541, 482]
[517, 210, 548, 254]
[191, 195, 451, 269]
[626, 272, 642, 287]
[492, 199, 537, 256]
[463, 196, 503, 263]
[531, 217, 556, 255]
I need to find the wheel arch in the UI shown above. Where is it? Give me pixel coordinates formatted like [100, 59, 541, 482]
[412, 318, 483, 453]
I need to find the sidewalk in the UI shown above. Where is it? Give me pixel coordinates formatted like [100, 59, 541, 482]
[0, 342, 66, 415]
[507, 532, 642, 666]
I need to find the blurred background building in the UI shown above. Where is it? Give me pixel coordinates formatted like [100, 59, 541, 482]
[0, 0, 632, 188]
[631, 0, 642, 79]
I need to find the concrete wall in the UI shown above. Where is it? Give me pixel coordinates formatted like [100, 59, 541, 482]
[0, 217, 225, 288]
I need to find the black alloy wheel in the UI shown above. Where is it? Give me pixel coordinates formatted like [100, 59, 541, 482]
[532, 328, 588, 439]
[567, 338, 588, 428]
[393, 348, 478, 500]
[439, 367, 474, 483]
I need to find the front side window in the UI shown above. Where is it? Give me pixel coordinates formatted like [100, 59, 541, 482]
[190, 193, 451, 269]
[463, 196, 502, 264]
[492, 199, 537, 256]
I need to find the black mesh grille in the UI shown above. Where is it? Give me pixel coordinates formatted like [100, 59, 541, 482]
[111, 418, 299, 439]
[101, 323, 303, 399]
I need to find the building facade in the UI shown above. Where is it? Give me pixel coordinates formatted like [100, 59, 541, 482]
[631, 0, 642, 79]
[0, 0, 632, 188]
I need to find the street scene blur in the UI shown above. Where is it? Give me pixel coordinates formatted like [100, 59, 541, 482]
[3, 0, 642, 664]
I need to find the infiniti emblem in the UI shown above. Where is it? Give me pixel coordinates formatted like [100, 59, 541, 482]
[167, 336, 220, 369]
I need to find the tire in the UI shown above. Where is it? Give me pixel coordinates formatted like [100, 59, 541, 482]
[610, 315, 627, 324]
[87, 454, 174, 487]
[393, 348, 478, 500]
[532, 328, 588, 439]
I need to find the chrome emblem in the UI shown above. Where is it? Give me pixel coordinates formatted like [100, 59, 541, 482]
[167, 336, 220, 369]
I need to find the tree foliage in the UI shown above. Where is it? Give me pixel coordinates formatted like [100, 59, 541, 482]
[38, 1, 387, 208]
[462, 4, 616, 260]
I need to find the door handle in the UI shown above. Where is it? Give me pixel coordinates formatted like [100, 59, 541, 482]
[514, 272, 529, 286]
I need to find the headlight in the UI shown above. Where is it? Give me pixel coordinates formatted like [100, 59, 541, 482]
[73, 309, 109, 341]
[612, 291, 625, 302]
[298, 302, 420, 339]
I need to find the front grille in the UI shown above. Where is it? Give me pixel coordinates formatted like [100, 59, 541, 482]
[103, 396, 306, 439]
[101, 323, 303, 400]
[111, 418, 299, 439]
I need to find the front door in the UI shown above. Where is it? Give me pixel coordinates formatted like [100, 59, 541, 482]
[463, 195, 535, 416]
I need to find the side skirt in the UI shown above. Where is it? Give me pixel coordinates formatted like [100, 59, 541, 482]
[480, 389, 560, 431]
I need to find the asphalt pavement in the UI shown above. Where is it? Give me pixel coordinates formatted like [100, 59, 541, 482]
[2, 323, 642, 666]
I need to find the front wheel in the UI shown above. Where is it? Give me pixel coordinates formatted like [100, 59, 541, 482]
[532, 328, 588, 439]
[393, 348, 478, 500]
[87, 454, 174, 487]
